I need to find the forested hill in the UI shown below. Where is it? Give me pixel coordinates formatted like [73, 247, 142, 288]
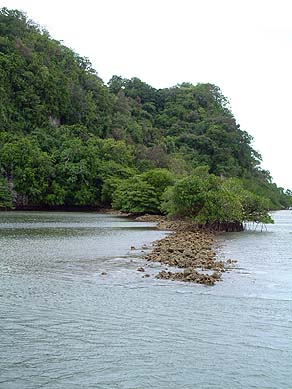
[0, 8, 291, 224]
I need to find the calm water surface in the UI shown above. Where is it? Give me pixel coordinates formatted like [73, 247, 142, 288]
[0, 211, 291, 388]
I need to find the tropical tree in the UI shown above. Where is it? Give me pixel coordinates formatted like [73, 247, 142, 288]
[112, 176, 160, 214]
[0, 176, 13, 209]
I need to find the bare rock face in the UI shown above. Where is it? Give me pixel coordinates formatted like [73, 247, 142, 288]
[48, 116, 60, 127]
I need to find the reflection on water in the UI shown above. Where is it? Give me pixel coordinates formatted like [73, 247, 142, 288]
[0, 211, 292, 388]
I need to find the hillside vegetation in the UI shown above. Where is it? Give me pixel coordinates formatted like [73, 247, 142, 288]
[0, 8, 291, 227]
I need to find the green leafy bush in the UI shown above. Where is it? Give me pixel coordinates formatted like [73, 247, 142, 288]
[112, 177, 160, 214]
[162, 175, 273, 227]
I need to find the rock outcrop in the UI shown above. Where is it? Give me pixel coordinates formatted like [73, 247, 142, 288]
[136, 215, 235, 285]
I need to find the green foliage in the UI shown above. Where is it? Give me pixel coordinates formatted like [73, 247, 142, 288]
[111, 169, 174, 214]
[140, 169, 175, 198]
[241, 190, 273, 224]
[112, 176, 160, 214]
[0, 7, 289, 222]
[242, 172, 292, 210]
[284, 189, 292, 208]
[101, 177, 123, 205]
[161, 175, 212, 217]
[0, 175, 13, 208]
[162, 175, 273, 226]
[0, 8, 113, 135]
[0, 135, 53, 204]
[197, 178, 244, 224]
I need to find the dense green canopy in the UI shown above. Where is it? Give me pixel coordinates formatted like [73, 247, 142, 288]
[0, 8, 291, 224]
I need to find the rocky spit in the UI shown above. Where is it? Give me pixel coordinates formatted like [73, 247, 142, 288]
[136, 215, 235, 285]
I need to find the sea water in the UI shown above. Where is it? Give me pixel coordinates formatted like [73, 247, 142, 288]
[0, 211, 291, 388]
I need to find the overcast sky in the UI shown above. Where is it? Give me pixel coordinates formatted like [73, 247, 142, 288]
[1, 0, 291, 189]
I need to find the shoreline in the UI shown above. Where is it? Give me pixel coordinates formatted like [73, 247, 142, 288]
[0, 208, 233, 285]
[136, 215, 235, 285]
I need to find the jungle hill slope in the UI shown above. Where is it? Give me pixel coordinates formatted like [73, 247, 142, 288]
[0, 8, 291, 220]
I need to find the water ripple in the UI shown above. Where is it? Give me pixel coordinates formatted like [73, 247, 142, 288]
[1, 211, 292, 388]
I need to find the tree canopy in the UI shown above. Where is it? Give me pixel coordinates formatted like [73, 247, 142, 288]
[0, 8, 291, 226]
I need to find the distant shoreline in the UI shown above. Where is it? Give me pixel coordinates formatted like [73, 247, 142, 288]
[0, 206, 127, 214]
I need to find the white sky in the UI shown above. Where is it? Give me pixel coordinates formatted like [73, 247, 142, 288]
[1, 0, 291, 189]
